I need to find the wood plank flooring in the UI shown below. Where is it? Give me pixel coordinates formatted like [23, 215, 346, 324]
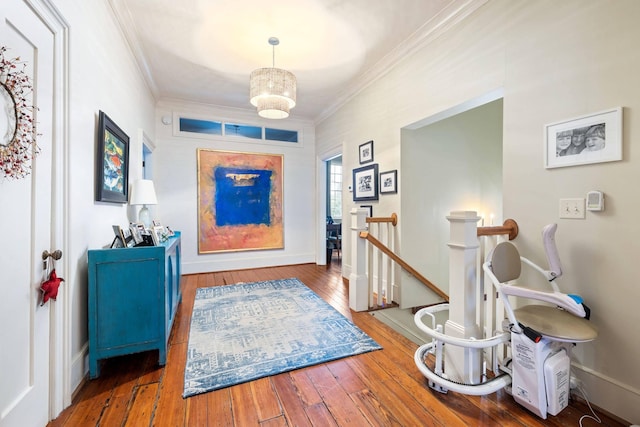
[48, 261, 627, 426]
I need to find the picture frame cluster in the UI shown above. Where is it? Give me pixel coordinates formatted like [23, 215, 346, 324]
[111, 221, 174, 248]
[353, 139, 398, 202]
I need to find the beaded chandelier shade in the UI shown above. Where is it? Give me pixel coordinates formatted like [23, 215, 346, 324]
[249, 37, 296, 119]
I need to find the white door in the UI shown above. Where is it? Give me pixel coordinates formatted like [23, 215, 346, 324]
[0, 1, 57, 426]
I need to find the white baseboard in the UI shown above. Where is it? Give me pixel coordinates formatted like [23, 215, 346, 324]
[182, 253, 315, 275]
[70, 344, 88, 398]
[573, 363, 639, 424]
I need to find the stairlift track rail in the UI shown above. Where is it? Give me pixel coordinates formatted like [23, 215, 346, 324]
[414, 304, 512, 395]
[412, 218, 597, 420]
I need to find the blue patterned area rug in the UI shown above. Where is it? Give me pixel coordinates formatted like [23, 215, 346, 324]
[183, 278, 381, 397]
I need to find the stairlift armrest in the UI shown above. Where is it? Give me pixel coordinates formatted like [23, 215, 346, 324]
[500, 284, 587, 318]
[520, 256, 560, 292]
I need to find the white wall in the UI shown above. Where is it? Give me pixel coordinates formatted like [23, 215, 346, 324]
[153, 100, 317, 274]
[400, 99, 503, 308]
[316, 0, 640, 422]
[53, 0, 156, 396]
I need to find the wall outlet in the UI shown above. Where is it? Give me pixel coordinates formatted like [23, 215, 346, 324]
[569, 374, 582, 390]
[559, 198, 585, 219]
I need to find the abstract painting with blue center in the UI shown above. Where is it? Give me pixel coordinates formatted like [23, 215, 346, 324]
[197, 149, 284, 253]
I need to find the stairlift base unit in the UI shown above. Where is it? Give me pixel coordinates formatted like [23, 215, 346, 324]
[511, 333, 571, 419]
[544, 349, 570, 416]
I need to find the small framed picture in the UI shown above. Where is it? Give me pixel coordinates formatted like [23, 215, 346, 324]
[379, 170, 397, 194]
[111, 225, 125, 248]
[360, 205, 373, 218]
[129, 223, 144, 245]
[544, 107, 622, 169]
[121, 227, 135, 247]
[152, 225, 166, 245]
[359, 140, 374, 164]
[352, 163, 378, 202]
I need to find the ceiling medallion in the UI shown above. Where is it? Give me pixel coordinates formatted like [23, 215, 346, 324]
[0, 46, 39, 179]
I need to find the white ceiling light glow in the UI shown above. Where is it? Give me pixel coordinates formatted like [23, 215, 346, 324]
[250, 37, 296, 119]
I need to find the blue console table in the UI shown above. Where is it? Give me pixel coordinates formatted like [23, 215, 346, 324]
[87, 232, 181, 378]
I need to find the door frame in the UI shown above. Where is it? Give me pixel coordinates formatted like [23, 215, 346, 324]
[25, 0, 71, 418]
[316, 146, 341, 266]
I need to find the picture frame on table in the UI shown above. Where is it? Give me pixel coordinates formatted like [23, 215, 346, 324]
[96, 111, 130, 203]
[111, 225, 126, 248]
[359, 140, 374, 164]
[121, 227, 135, 248]
[544, 107, 622, 169]
[379, 169, 398, 194]
[153, 220, 175, 238]
[151, 225, 166, 246]
[129, 223, 144, 245]
[352, 163, 379, 202]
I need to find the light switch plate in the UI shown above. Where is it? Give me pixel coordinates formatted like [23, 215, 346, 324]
[559, 198, 585, 219]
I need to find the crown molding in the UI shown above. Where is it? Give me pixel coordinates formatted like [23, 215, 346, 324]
[314, 0, 488, 125]
[107, 0, 160, 100]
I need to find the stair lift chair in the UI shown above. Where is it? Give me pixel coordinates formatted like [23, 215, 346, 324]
[414, 224, 597, 419]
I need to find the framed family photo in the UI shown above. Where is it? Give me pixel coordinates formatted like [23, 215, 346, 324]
[544, 107, 622, 169]
[379, 169, 397, 194]
[359, 140, 374, 164]
[352, 163, 378, 202]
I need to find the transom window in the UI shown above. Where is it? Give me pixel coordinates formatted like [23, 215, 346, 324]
[177, 116, 299, 144]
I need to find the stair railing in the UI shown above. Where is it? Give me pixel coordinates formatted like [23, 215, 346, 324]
[349, 208, 449, 311]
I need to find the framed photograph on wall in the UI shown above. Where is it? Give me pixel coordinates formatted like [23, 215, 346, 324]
[379, 169, 397, 194]
[544, 107, 622, 169]
[360, 205, 373, 218]
[359, 140, 374, 164]
[352, 163, 378, 202]
[96, 111, 130, 203]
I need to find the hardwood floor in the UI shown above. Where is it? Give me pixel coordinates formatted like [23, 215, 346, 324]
[49, 261, 626, 426]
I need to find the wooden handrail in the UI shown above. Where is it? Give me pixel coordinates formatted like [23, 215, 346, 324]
[366, 212, 398, 226]
[477, 218, 518, 240]
[359, 231, 449, 302]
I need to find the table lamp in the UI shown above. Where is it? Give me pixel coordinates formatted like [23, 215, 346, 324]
[130, 179, 157, 228]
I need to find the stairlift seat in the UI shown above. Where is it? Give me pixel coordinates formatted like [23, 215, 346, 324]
[514, 305, 597, 342]
[486, 241, 597, 343]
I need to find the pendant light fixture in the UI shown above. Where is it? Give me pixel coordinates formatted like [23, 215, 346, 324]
[249, 37, 297, 119]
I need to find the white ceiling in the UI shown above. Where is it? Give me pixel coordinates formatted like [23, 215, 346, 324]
[109, 0, 485, 122]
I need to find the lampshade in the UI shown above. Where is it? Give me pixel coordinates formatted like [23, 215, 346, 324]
[130, 179, 157, 205]
[130, 179, 157, 228]
[249, 37, 296, 119]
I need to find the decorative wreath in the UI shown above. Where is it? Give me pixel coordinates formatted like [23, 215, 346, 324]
[0, 46, 39, 179]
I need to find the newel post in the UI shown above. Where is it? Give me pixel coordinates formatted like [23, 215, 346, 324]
[349, 208, 369, 311]
[445, 210, 483, 384]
